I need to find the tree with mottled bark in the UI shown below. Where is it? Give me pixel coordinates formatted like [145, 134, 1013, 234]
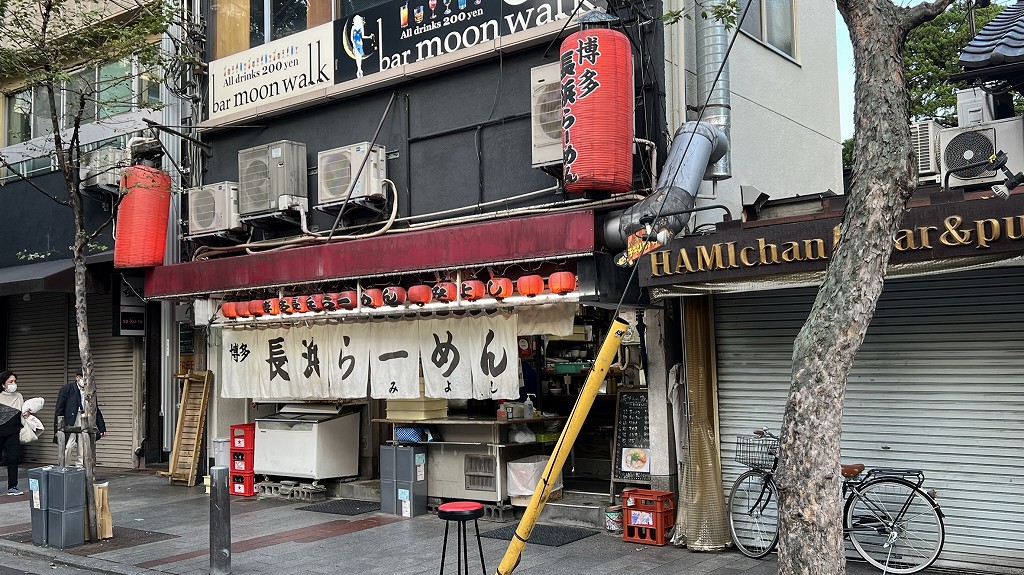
[774, 2, 955, 574]
[0, 0, 178, 541]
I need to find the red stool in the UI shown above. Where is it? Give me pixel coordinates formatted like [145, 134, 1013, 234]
[438, 501, 486, 575]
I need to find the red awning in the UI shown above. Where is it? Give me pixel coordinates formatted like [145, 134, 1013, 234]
[145, 210, 597, 298]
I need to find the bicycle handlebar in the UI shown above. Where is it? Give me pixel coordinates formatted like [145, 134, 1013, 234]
[754, 427, 780, 441]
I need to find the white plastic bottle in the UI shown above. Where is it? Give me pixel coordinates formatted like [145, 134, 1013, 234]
[524, 394, 535, 419]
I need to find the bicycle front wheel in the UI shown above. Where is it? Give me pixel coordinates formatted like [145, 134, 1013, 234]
[844, 477, 945, 574]
[728, 470, 779, 558]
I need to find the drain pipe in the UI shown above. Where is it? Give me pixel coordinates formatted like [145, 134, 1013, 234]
[695, 0, 732, 180]
[604, 121, 727, 250]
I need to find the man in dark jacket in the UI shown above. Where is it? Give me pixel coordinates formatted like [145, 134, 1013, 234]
[54, 369, 106, 467]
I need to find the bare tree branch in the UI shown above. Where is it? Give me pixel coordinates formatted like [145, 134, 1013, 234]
[901, 0, 958, 33]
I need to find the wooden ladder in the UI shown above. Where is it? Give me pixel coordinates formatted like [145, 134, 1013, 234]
[164, 369, 213, 486]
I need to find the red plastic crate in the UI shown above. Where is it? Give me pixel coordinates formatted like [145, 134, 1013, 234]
[230, 423, 255, 450]
[230, 449, 254, 473]
[231, 472, 255, 497]
[622, 488, 674, 512]
[623, 508, 673, 546]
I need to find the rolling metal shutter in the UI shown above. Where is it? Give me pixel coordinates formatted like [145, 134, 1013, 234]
[714, 267, 1024, 572]
[65, 294, 139, 468]
[8, 293, 68, 464]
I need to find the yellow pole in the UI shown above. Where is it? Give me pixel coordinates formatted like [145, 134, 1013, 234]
[494, 317, 630, 575]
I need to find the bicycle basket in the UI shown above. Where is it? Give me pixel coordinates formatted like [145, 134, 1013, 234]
[735, 435, 779, 469]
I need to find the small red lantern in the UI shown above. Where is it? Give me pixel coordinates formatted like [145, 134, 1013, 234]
[222, 302, 238, 319]
[305, 294, 324, 312]
[548, 272, 577, 294]
[517, 275, 545, 297]
[461, 280, 486, 300]
[263, 298, 281, 315]
[279, 297, 294, 314]
[408, 285, 433, 305]
[383, 286, 407, 306]
[321, 293, 339, 311]
[248, 300, 265, 317]
[361, 288, 384, 308]
[487, 277, 514, 299]
[433, 282, 458, 302]
[235, 301, 251, 318]
[290, 296, 309, 313]
[337, 290, 358, 309]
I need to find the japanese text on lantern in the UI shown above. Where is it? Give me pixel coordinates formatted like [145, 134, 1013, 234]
[560, 35, 602, 184]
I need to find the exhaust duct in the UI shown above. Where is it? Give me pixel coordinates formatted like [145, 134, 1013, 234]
[695, 0, 732, 180]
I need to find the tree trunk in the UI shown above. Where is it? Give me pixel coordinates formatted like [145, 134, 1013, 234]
[775, 2, 952, 574]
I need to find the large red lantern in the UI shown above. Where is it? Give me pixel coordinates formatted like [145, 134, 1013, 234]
[114, 165, 172, 268]
[337, 290, 359, 309]
[321, 293, 338, 311]
[383, 287, 407, 306]
[408, 285, 433, 305]
[548, 272, 577, 294]
[560, 27, 634, 194]
[248, 300, 265, 317]
[235, 301, 251, 318]
[222, 302, 238, 319]
[279, 297, 294, 314]
[361, 289, 384, 308]
[263, 298, 281, 315]
[487, 278, 513, 299]
[305, 294, 324, 312]
[291, 296, 309, 313]
[517, 275, 545, 297]
[433, 282, 458, 302]
[461, 280, 486, 300]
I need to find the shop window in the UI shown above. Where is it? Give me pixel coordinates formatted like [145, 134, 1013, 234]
[740, 0, 795, 59]
[211, 0, 334, 60]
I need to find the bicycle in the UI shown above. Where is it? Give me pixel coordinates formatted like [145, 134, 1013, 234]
[727, 428, 945, 574]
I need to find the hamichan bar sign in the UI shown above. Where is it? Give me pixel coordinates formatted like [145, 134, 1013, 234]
[640, 197, 1024, 287]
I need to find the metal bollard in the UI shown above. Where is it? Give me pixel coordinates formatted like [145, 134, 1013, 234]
[210, 466, 232, 575]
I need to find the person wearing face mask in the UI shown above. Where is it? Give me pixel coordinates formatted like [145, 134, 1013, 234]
[54, 368, 106, 467]
[0, 370, 27, 495]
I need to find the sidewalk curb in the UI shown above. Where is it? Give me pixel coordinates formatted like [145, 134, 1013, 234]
[0, 537, 169, 575]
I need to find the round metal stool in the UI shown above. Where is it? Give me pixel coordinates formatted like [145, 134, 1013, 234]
[437, 501, 486, 575]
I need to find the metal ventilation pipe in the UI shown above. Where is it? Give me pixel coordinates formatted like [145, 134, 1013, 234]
[695, 1, 732, 180]
[604, 121, 728, 250]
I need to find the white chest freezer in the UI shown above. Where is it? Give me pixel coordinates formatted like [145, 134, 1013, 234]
[253, 404, 360, 480]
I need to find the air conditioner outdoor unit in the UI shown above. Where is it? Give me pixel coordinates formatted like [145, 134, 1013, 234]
[317, 142, 387, 207]
[530, 62, 562, 167]
[909, 120, 942, 183]
[939, 116, 1024, 188]
[187, 181, 242, 236]
[237, 140, 307, 216]
[83, 147, 129, 188]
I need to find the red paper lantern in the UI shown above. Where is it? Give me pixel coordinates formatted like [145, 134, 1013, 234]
[248, 300, 265, 317]
[560, 28, 634, 194]
[461, 280, 486, 300]
[433, 282, 458, 302]
[305, 294, 324, 312]
[517, 275, 545, 297]
[114, 165, 172, 268]
[383, 287, 407, 306]
[548, 272, 577, 294]
[487, 277, 513, 299]
[337, 290, 358, 309]
[361, 288, 384, 308]
[222, 302, 238, 319]
[235, 301, 251, 318]
[279, 297, 294, 314]
[321, 293, 339, 311]
[263, 298, 281, 315]
[408, 285, 433, 305]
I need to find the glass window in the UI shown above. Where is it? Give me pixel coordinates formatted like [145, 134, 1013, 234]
[138, 69, 162, 108]
[65, 68, 98, 127]
[741, 0, 795, 58]
[32, 87, 54, 139]
[213, 0, 333, 59]
[98, 60, 134, 119]
[5, 89, 32, 145]
[271, 0, 308, 41]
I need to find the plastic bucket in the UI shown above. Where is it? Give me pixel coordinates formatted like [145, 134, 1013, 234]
[605, 505, 623, 532]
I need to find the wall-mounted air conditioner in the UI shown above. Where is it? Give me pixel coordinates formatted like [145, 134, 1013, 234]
[530, 62, 562, 167]
[82, 147, 129, 188]
[317, 142, 386, 207]
[939, 116, 1024, 188]
[909, 120, 942, 184]
[187, 181, 242, 236]
[237, 140, 307, 216]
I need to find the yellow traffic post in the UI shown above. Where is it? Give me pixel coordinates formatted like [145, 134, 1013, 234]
[494, 317, 630, 575]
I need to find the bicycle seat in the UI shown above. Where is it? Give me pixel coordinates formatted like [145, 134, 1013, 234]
[841, 463, 865, 478]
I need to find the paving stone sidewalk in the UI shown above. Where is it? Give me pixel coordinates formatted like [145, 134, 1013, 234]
[0, 466, 942, 575]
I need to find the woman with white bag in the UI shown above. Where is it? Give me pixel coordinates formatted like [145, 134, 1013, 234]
[0, 370, 27, 495]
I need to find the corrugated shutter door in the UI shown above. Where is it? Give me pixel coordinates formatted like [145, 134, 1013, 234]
[9, 293, 68, 464]
[66, 294, 137, 468]
[714, 267, 1024, 572]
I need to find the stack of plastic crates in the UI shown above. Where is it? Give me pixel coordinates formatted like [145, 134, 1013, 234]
[622, 488, 674, 546]
[230, 423, 256, 496]
[735, 434, 779, 470]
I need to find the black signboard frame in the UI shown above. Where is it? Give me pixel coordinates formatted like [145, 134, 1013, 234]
[609, 389, 651, 501]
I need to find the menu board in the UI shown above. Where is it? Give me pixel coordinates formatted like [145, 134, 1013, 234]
[612, 390, 650, 481]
